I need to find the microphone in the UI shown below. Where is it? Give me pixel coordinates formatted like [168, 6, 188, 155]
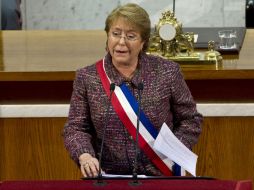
[96, 83, 115, 185]
[131, 82, 144, 185]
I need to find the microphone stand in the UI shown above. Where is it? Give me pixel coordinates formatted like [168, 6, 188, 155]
[95, 83, 115, 186]
[173, 0, 176, 15]
[130, 83, 143, 186]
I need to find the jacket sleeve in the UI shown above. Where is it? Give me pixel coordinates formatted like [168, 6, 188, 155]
[169, 64, 203, 149]
[63, 68, 96, 165]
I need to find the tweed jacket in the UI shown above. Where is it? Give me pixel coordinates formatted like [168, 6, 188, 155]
[63, 52, 203, 175]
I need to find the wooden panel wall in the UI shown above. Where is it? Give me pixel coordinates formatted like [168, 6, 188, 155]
[0, 118, 80, 180]
[0, 117, 254, 181]
[194, 117, 254, 181]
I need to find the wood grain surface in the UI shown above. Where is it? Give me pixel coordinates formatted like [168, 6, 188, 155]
[0, 118, 80, 180]
[0, 30, 254, 81]
[0, 117, 253, 181]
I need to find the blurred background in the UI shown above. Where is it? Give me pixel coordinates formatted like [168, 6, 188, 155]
[17, 0, 245, 30]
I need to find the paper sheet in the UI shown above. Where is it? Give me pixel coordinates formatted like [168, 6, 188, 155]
[153, 123, 198, 176]
[102, 174, 148, 178]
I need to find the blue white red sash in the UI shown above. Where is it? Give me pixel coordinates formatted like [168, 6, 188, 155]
[96, 59, 181, 176]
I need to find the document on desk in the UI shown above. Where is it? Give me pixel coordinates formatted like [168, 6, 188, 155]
[102, 174, 148, 178]
[153, 123, 198, 176]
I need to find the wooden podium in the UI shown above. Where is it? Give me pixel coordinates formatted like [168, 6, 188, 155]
[0, 178, 252, 190]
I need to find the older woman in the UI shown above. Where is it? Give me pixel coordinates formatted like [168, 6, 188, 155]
[63, 3, 203, 178]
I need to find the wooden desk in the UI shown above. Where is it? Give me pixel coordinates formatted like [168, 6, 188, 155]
[1, 29, 254, 79]
[1, 29, 254, 80]
[0, 179, 252, 190]
[1, 30, 254, 102]
[0, 30, 254, 181]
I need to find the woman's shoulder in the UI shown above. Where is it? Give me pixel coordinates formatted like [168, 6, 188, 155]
[144, 53, 180, 71]
[73, 62, 101, 86]
[76, 62, 98, 77]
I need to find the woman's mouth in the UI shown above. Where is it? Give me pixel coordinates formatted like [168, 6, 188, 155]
[115, 50, 128, 53]
[114, 50, 129, 56]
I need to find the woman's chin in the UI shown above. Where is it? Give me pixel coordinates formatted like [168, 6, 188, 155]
[113, 57, 130, 65]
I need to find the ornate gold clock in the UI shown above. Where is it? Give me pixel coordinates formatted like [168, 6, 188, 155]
[147, 10, 222, 65]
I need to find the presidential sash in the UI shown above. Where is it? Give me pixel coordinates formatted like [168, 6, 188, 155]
[96, 59, 181, 176]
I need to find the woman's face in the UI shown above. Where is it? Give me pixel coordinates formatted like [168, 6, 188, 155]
[107, 17, 144, 67]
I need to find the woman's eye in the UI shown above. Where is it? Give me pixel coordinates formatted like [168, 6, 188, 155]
[127, 35, 135, 39]
[112, 31, 121, 36]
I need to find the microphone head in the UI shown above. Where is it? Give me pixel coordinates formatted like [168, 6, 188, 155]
[110, 83, 115, 91]
[138, 83, 144, 90]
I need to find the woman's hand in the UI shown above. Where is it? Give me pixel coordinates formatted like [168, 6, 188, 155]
[79, 153, 99, 178]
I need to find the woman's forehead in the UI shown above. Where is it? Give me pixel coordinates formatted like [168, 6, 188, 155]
[110, 17, 139, 31]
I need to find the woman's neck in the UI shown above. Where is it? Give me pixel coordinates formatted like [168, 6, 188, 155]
[112, 60, 139, 81]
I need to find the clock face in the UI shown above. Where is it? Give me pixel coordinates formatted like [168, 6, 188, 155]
[158, 24, 176, 41]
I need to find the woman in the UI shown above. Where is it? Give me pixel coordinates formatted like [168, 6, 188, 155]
[63, 3, 203, 178]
